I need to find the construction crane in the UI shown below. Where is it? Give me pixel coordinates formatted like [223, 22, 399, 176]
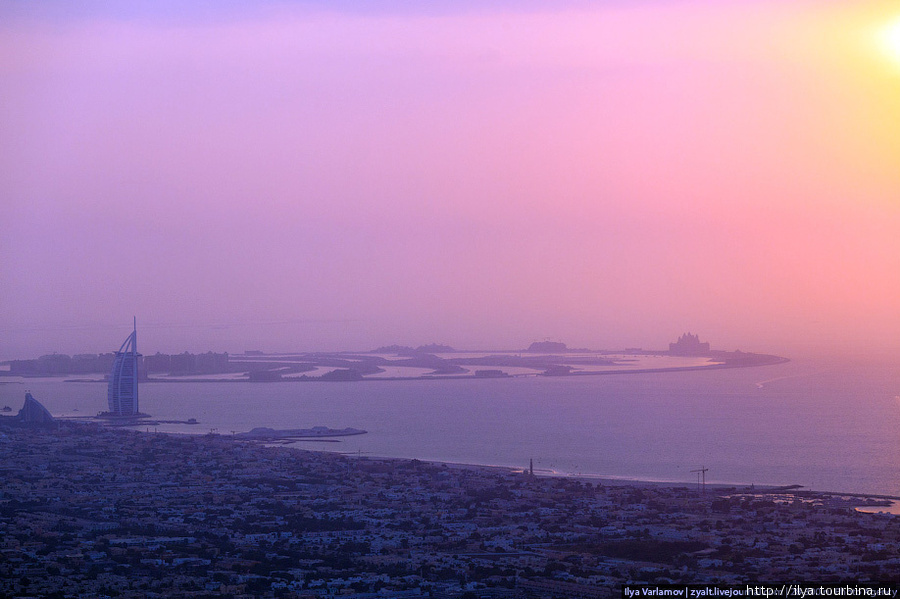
[690, 465, 709, 494]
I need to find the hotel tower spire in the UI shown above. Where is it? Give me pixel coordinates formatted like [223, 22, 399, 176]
[107, 318, 141, 416]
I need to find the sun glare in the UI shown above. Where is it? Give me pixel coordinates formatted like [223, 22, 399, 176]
[876, 15, 900, 68]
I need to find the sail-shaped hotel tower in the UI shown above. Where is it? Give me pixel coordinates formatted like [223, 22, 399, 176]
[107, 319, 141, 416]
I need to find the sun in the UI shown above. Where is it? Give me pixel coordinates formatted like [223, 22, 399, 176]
[876, 15, 900, 68]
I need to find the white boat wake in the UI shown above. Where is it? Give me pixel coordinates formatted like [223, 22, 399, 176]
[755, 370, 825, 390]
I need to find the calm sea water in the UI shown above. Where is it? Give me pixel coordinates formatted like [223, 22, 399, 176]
[3, 357, 899, 496]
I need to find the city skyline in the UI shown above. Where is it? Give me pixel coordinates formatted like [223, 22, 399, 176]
[2, 0, 899, 361]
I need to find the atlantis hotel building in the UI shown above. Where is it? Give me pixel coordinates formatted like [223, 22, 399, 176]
[107, 320, 141, 416]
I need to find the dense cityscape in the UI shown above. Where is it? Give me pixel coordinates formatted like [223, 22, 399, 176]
[1, 421, 898, 598]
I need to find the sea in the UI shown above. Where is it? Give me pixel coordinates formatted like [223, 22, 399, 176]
[3, 355, 899, 497]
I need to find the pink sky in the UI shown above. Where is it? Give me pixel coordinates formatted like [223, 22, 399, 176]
[2, 1, 899, 359]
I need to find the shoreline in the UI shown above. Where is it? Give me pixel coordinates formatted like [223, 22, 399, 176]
[36, 418, 900, 504]
[8, 414, 900, 508]
[281, 443, 900, 507]
[13, 416, 891, 503]
[4, 419, 899, 594]
[53, 417, 900, 509]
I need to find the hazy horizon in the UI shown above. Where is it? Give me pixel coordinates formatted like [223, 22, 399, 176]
[3, 1, 899, 362]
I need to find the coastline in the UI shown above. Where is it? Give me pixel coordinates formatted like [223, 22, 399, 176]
[6, 355, 899, 502]
[10, 417, 897, 508]
[2, 419, 899, 597]
[26, 415, 888, 504]
[301, 445, 900, 511]
[18, 409, 897, 504]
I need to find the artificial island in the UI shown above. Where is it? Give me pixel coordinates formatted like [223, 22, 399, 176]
[3, 332, 788, 385]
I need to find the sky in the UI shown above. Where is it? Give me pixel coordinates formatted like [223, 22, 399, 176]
[1, 0, 899, 360]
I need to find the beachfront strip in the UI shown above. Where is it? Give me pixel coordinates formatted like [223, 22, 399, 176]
[0, 424, 897, 598]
